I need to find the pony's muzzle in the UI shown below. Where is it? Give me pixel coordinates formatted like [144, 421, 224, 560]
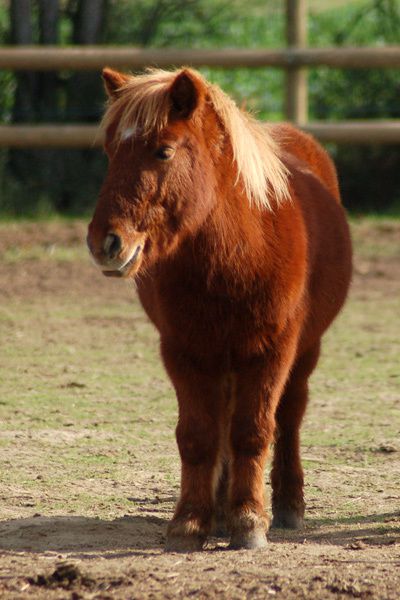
[87, 227, 146, 278]
[102, 241, 144, 278]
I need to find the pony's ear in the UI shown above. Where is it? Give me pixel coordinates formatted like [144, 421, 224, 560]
[169, 70, 204, 119]
[102, 68, 130, 99]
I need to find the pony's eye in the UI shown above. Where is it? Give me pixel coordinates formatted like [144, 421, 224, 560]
[155, 146, 175, 161]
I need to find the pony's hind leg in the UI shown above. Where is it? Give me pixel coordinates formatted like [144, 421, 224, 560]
[271, 341, 321, 529]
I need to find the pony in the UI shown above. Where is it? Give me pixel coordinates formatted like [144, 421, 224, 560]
[87, 67, 352, 551]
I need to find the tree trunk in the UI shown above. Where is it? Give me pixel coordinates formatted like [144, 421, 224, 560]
[38, 0, 60, 120]
[73, 0, 106, 44]
[66, 0, 107, 121]
[9, 0, 39, 205]
[59, 0, 108, 213]
[33, 1, 62, 208]
[10, 0, 35, 122]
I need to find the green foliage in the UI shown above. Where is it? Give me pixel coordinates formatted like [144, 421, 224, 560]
[104, 0, 283, 49]
[309, 0, 400, 121]
[103, 0, 286, 119]
[308, 0, 400, 212]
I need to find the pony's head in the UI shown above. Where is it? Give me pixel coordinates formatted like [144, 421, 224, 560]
[87, 67, 288, 278]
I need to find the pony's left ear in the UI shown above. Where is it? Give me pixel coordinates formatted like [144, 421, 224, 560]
[169, 70, 204, 119]
[102, 68, 130, 99]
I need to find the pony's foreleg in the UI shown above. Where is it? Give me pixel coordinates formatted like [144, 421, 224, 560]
[167, 388, 221, 551]
[162, 351, 222, 551]
[228, 329, 299, 549]
[271, 341, 321, 529]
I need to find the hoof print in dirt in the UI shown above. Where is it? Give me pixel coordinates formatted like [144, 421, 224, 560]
[28, 563, 93, 590]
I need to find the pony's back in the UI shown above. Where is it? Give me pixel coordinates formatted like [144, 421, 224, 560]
[271, 123, 341, 203]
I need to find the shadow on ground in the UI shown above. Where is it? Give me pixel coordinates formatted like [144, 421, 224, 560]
[0, 515, 167, 555]
[270, 511, 400, 547]
[0, 510, 398, 556]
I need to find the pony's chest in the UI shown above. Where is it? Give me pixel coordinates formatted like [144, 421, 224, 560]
[139, 270, 279, 356]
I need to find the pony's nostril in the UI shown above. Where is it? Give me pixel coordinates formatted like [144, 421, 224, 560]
[104, 232, 122, 259]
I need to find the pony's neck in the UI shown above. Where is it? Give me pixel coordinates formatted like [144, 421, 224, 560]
[190, 171, 273, 287]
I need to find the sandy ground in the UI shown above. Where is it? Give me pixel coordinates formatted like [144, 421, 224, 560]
[0, 220, 399, 599]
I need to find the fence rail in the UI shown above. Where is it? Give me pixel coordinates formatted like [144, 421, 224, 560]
[1, 45, 400, 71]
[1, 121, 400, 148]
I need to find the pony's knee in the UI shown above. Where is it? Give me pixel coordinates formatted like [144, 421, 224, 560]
[176, 421, 218, 465]
[230, 420, 271, 458]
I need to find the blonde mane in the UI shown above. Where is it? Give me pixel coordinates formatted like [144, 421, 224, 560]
[100, 68, 289, 209]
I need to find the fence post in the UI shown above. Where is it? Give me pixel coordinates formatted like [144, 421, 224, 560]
[285, 0, 308, 124]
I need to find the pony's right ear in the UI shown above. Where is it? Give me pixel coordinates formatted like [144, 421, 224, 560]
[102, 68, 130, 99]
[169, 69, 205, 119]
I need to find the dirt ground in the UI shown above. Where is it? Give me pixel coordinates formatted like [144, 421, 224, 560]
[0, 219, 399, 599]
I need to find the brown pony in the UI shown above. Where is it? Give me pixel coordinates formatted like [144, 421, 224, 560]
[87, 67, 352, 551]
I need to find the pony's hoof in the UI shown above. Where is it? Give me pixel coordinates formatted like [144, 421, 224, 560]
[271, 509, 304, 530]
[211, 518, 229, 538]
[229, 528, 267, 550]
[212, 524, 229, 539]
[229, 511, 269, 550]
[165, 534, 205, 552]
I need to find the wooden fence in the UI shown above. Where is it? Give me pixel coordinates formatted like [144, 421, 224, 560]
[2, 45, 400, 71]
[1, 0, 400, 147]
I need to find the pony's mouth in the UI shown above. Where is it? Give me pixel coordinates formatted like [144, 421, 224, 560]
[102, 244, 143, 278]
